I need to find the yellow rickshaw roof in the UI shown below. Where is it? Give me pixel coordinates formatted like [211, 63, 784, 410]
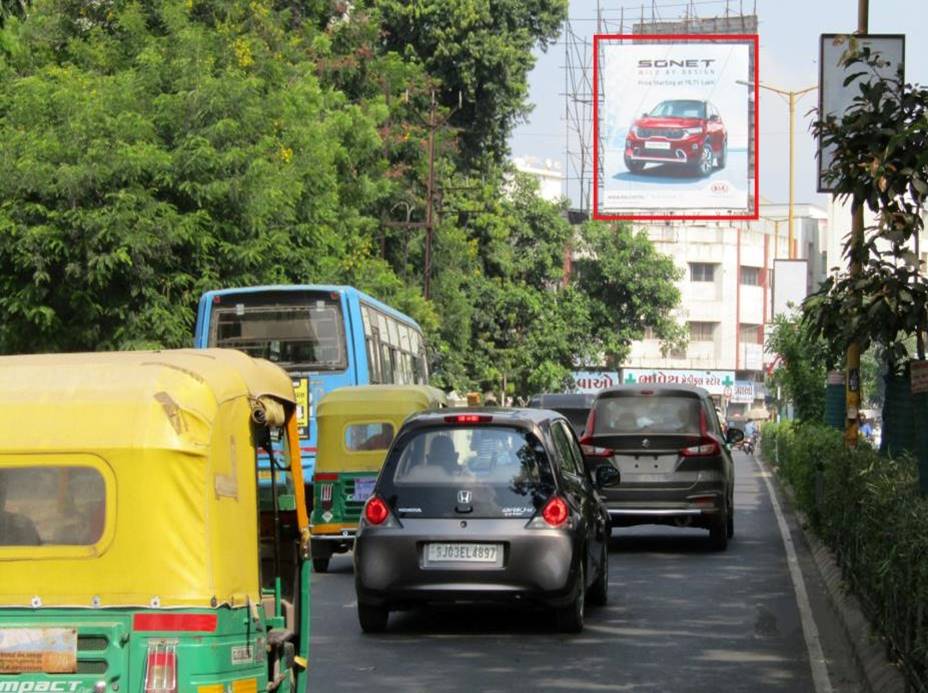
[0, 348, 293, 451]
[316, 385, 447, 418]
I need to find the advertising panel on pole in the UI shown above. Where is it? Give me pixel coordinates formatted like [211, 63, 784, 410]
[593, 34, 758, 221]
[772, 259, 808, 318]
[571, 371, 621, 394]
[622, 368, 735, 396]
[818, 34, 904, 193]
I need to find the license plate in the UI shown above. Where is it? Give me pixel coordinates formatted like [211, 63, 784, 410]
[644, 140, 671, 150]
[352, 478, 376, 502]
[426, 543, 501, 564]
[0, 628, 77, 674]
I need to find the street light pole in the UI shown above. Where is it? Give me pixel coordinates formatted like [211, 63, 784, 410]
[736, 79, 816, 258]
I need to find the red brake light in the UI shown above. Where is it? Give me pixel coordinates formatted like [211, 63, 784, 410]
[541, 496, 570, 528]
[314, 472, 339, 481]
[579, 435, 612, 458]
[680, 438, 721, 457]
[143, 641, 177, 693]
[133, 613, 217, 632]
[444, 414, 492, 424]
[364, 496, 390, 525]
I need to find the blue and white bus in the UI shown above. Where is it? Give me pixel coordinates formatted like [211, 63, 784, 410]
[194, 285, 429, 503]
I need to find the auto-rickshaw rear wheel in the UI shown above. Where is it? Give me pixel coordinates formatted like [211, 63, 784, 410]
[312, 556, 330, 573]
[358, 603, 389, 633]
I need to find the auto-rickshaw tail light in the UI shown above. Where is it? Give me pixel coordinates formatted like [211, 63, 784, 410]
[134, 613, 217, 631]
[144, 641, 177, 693]
[364, 496, 390, 525]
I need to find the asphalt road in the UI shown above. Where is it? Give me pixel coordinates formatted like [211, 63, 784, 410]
[308, 452, 863, 692]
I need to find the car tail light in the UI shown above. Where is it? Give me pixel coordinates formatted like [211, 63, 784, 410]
[444, 414, 492, 424]
[579, 435, 613, 458]
[680, 438, 721, 457]
[541, 497, 570, 528]
[144, 641, 177, 693]
[687, 494, 717, 509]
[364, 496, 390, 525]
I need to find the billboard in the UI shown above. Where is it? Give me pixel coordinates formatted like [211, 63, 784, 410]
[622, 368, 735, 396]
[594, 35, 758, 220]
[818, 34, 904, 192]
[571, 371, 621, 393]
[772, 259, 808, 318]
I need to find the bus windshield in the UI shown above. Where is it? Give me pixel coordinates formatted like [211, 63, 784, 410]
[209, 292, 347, 370]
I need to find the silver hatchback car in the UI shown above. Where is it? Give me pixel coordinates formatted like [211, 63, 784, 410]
[354, 409, 618, 633]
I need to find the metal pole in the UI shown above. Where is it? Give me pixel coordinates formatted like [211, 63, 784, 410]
[424, 90, 436, 301]
[845, 0, 869, 446]
[788, 91, 796, 259]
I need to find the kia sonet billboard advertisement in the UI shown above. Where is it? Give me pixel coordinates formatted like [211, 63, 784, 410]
[593, 35, 758, 220]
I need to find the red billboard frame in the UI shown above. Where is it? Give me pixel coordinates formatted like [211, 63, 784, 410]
[592, 33, 760, 221]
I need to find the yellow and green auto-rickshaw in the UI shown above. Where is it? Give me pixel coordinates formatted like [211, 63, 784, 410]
[310, 385, 446, 572]
[0, 349, 311, 692]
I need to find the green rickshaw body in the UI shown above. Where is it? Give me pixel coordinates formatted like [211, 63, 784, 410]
[0, 350, 312, 693]
[310, 385, 446, 571]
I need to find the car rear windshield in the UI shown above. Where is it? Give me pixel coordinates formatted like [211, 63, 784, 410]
[650, 100, 706, 119]
[382, 426, 555, 518]
[592, 395, 702, 435]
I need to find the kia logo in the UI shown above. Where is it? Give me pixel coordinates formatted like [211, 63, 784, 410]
[457, 490, 472, 504]
[710, 181, 731, 193]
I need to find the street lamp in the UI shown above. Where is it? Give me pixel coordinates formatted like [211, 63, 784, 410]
[737, 80, 817, 259]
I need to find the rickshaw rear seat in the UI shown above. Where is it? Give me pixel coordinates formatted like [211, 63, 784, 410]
[261, 596, 296, 644]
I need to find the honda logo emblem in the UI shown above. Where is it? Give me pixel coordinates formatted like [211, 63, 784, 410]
[457, 490, 472, 505]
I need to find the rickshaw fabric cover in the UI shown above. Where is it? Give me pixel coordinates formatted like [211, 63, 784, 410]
[0, 349, 295, 609]
[316, 385, 447, 474]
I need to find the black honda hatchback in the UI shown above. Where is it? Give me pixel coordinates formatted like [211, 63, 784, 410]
[354, 408, 619, 633]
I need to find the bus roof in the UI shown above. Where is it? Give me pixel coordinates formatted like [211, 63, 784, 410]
[199, 285, 424, 330]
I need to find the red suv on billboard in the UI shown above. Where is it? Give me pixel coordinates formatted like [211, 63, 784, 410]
[624, 100, 727, 177]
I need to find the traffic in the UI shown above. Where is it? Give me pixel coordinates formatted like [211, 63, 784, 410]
[1, 285, 759, 692]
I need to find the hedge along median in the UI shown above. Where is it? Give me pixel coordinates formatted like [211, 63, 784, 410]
[760, 421, 928, 691]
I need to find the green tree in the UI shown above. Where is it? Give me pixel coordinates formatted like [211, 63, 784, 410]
[0, 0, 418, 352]
[375, 0, 567, 167]
[766, 311, 830, 422]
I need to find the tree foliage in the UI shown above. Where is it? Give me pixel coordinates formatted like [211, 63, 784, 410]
[0, 0, 683, 399]
[765, 311, 829, 422]
[805, 39, 928, 374]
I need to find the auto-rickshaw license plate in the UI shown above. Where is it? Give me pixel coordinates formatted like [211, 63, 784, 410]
[352, 478, 376, 501]
[0, 628, 77, 673]
[426, 543, 500, 563]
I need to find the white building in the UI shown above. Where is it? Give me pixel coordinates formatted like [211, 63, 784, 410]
[620, 202, 829, 415]
[512, 156, 565, 203]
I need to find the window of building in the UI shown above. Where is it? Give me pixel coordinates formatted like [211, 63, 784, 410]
[689, 263, 716, 282]
[739, 324, 762, 344]
[689, 322, 717, 342]
[740, 266, 761, 286]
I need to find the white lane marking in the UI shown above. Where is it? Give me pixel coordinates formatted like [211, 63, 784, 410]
[754, 455, 833, 693]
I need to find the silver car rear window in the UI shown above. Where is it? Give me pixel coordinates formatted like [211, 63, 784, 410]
[593, 396, 701, 435]
[392, 427, 544, 487]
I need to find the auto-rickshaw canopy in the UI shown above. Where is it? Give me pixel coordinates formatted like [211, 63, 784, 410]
[315, 385, 446, 473]
[0, 349, 296, 609]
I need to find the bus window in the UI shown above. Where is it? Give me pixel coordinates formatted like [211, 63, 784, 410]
[380, 343, 395, 383]
[209, 292, 347, 371]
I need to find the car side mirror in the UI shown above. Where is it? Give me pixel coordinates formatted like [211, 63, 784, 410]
[726, 428, 744, 445]
[594, 464, 621, 489]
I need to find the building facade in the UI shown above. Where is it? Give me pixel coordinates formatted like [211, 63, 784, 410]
[620, 203, 829, 416]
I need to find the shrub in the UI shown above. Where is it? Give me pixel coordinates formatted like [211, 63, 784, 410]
[762, 421, 928, 689]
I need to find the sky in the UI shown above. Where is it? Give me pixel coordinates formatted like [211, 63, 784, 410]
[508, 0, 928, 210]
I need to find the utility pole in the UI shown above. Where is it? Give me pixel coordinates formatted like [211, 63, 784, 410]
[423, 90, 436, 301]
[845, 0, 869, 446]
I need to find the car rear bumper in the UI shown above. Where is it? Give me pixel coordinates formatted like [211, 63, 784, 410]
[354, 518, 580, 608]
[603, 483, 727, 527]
